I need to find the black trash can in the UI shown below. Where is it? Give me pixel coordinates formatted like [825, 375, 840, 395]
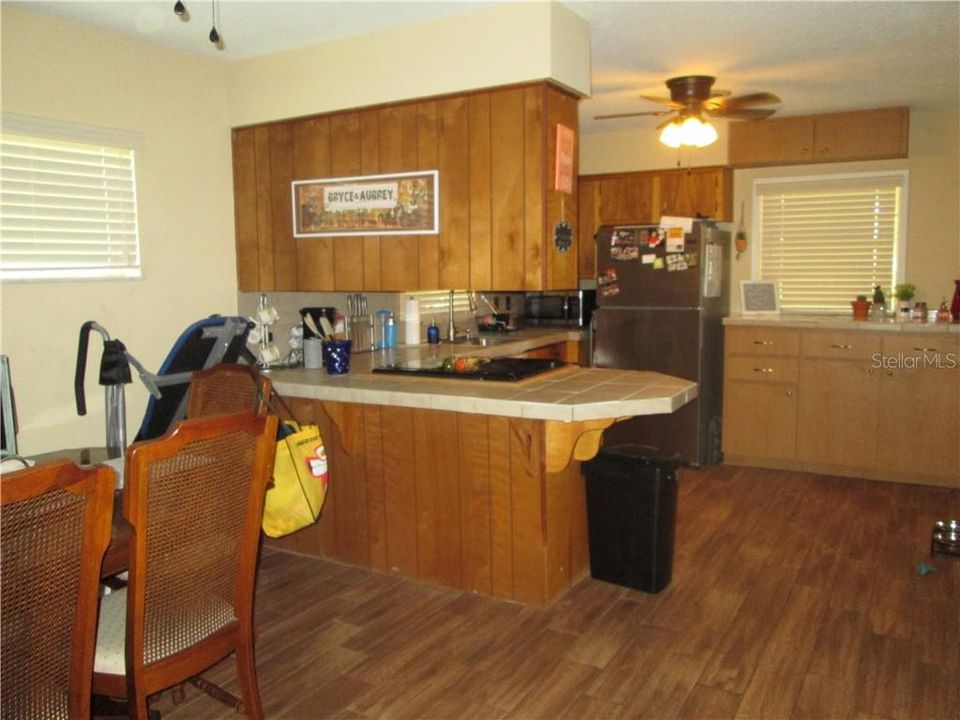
[583, 445, 679, 593]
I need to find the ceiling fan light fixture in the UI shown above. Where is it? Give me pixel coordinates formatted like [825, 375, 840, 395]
[659, 115, 718, 149]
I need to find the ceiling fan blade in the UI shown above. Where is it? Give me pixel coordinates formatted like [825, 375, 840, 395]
[639, 94, 684, 109]
[704, 92, 781, 111]
[656, 116, 678, 130]
[707, 107, 777, 121]
[594, 110, 672, 120]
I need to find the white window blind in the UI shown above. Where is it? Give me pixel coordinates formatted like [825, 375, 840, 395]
[755, 172, 906, 312]
[1, 119, 142, 281]
[408, 290, 474, 316]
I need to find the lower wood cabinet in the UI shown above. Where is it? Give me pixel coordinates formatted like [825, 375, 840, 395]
[264, 398, 591, 606]
[796, 331, 881, 470]
[723, 324, 959, 488]
[875, 335, 960, 477]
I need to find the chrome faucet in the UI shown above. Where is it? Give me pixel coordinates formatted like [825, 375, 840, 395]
[447, 289, 456, 342]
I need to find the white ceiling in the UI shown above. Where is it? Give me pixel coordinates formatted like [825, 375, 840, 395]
[10, 1, 960, 135]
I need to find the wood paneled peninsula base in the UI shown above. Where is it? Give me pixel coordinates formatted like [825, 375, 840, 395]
[266, 356, 696, 607]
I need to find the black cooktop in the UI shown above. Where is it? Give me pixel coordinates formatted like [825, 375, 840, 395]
[373, 357, 564, 382]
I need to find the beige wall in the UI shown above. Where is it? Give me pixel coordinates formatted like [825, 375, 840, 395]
[580, 110, 960, 313]
[1, 7, 236, 453]
[226, 1, 591, 127]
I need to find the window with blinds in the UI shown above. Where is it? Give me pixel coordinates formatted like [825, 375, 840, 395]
[754, 172, 907, 312]
[1, 117, 142, 281]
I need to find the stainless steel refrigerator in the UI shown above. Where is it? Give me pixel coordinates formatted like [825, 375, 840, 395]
[592, 222, 730, 465]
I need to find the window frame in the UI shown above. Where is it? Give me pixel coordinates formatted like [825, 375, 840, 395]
[750, 170, 909, 314]
[0, 113, 144, 283]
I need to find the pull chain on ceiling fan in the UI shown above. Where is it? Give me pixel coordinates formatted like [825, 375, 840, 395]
[595, 75, 781, 148]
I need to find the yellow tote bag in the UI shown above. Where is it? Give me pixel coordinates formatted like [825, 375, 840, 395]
[261, 420, 329, 538]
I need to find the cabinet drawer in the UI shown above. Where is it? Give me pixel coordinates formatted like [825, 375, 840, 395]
[726, 327, 799, 357]
[881, 334, 959, 358]
[726, 356, 799, 383]
[801, 331, 880, 360]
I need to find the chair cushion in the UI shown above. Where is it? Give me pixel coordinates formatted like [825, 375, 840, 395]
[94, 588, 128, 675]
[94, 588, 238, 675]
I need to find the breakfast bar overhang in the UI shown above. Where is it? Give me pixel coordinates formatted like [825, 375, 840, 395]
[266, 358, 696, 607]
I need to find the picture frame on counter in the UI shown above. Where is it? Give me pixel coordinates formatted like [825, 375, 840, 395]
[740, 280, 781, 315]
[292, 170, 439, 238]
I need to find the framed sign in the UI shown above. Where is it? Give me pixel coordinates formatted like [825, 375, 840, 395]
[740, 280, 781, 315]
[292, 170, 439, 237]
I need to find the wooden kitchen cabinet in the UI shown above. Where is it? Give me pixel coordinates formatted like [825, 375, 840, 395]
[722, 327, 800, 461]
[512, 340, 580, 364]
[233, 81, 578, 293]
[875, 334, 960, 478]
[723, 323, 959, 489]
[654, 167, 733, 221]
[596, 174, 655, 225]
[797, 331, 882, 471]
[577, 166, 732, 280]
[729, 107, 909, 167]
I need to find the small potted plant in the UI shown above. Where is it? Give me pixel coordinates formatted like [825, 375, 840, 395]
[851, 294, 871, 320]
[893, 283, 916, 320]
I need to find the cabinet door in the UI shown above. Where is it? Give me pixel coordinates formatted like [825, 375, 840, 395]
[722, 381, 797, 460]
[797, 359, 879, 469]
[577, 178, 598, 280]
[814, 107, 909, 162]
[598, 175, 654, 224]
[655, 168, 732, 221]
[876, 336, 959, 479]
[728, 117, 815, 167]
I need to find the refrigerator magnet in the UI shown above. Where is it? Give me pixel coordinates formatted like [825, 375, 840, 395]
[641, 253, 656, 264]
[598, 267, 618, 285]
[600, 283, 620, 298]
[665, 227, 685, 253]
[652, 257, 665, 270]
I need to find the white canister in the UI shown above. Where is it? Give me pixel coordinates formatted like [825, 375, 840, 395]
[404, 296, 421, 345]
[303, 337, 324, 369]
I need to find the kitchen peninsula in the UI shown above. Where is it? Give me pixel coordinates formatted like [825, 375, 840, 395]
[266, 330, 697, 606]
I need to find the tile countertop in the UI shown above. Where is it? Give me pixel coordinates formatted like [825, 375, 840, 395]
[724, 314, 960, 334]
[268, 328, 698, 423]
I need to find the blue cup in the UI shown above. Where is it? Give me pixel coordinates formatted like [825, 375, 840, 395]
[324, 339, 352, 375]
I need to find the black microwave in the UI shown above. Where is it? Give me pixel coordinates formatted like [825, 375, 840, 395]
[524, 290, 595, 327]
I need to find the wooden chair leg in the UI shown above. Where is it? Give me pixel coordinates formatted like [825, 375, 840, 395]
[235, 636, 264, 720]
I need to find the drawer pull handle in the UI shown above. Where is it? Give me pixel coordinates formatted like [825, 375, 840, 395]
[753, 368, 775, 374]
[913, 346, 937, 352]
[830, 344, 852, 349]
[753, 340, 774, 346]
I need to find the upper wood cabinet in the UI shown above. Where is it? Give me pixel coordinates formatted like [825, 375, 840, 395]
[232, 82, 579, 293]
[728, 107, 909, 167]
[576, 166, 732, 279]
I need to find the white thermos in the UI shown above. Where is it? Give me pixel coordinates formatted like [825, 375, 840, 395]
[404, 296, 421, 345]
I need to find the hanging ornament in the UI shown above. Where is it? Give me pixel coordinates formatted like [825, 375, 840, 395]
[735, 201, 747, 259]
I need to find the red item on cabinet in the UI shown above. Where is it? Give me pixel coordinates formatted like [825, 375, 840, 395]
[952, 279, 960, 322]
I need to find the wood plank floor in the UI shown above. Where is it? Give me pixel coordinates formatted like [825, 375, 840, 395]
[153, 465, 960, 719]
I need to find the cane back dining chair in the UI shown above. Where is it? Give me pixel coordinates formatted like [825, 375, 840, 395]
[186, 363, 271, 420]
[91, 411, 278, 720]
[1, 460, 114, 720]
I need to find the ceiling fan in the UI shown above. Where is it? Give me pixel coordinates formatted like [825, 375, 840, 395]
[595, 75, 781, 147]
